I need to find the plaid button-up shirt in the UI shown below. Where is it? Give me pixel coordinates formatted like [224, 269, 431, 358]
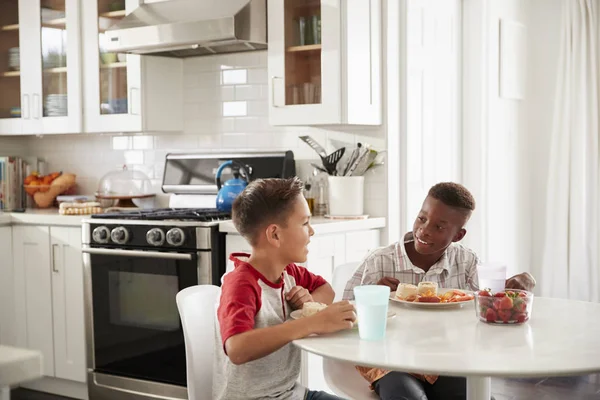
[343, 232, 480, 301]
[342, 232, 480, 389]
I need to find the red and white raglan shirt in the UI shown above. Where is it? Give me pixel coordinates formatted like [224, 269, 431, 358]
[213, 253, 327, 400]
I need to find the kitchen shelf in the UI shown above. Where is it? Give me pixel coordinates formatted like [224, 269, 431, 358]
[43, 67, 67, 73]
[100, 62, 126, 69]
[42, 17, 66, 29]
[286, 44, 322, 53]
[1, 24, 19, 31]
[100, 10, 126, 18]
[1, 70, 20, 78]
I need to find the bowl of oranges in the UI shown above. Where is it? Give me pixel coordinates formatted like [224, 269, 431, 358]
[24, 172, 77, 208]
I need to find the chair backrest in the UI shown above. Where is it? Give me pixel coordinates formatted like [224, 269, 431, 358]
[332, 262, 359, 301]
[176, 285, 221, 400]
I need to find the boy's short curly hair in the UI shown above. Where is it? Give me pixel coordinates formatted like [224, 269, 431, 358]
[232, 177, 304, 245]
[428, 182, 475, 215]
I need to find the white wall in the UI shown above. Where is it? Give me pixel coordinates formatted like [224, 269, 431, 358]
[11, 51, 386, 217]
[0, 137, 27, 156]
[524, 0, 562, 285]
[462, 0, 529, 277]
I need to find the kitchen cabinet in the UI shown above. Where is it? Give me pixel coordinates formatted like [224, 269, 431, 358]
[225, 228, 381, 393]
[0, 0, 182, 135]
[10, 225, 86, 383]
[81, 0, 183, 133]
[0, 226, 13, 346]
[267, 0, 382, 126]
[0, 0, 82, 135]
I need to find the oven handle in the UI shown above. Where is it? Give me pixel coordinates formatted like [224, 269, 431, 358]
[82, 247, 194, 260]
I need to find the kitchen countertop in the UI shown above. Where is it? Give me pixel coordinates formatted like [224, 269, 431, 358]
[3, 209, 87, 227]
[219, 216, 386, 235]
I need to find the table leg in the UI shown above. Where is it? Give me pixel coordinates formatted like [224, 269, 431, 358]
[0, 387, 10, 400]
[466, 376, 491, 400]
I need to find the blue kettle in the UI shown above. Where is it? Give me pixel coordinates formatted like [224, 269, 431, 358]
[215, 160, 250, 212]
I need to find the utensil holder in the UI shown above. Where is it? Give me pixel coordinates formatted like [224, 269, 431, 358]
[327, 176, 364, 216]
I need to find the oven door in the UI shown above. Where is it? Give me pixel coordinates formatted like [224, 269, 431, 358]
[82, 246, 210, 390]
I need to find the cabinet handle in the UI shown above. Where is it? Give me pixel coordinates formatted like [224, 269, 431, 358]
[129, 87, 140, 115]
[271, 76, 281, 107]
[52, 244, 59, 273]
[22, 95, 30, 119]
[32, 94, 40, 119]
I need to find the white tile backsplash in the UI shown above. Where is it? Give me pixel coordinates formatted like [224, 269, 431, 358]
[4, 51, 386, 216]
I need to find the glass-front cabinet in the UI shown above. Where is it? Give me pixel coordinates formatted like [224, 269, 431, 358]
[0, 0, 22, 133]
[268, 0, 382, 126]
[0, 0, 81, 135]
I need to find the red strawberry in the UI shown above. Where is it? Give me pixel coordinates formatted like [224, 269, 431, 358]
[514, 313, 528, 323]
[506, 290, 516, 297]
[478, 290, 491, 297]
[498, 296, 513, 310]
[479, 297, 493, 308]
[485, 308, 497, 322]
[518, 292, 527, 298]
[494, 292, 506, 298]
[498, 310, 512, 323]
[513, 300, 527, 313]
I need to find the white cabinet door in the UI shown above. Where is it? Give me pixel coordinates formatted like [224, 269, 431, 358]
[0, 0, 24, 134]
[0, 226, 14, 346]
[13, 225, 55, 377]
[50, 227, 86, 383]
[81, 0, 183, 133]
[268, 0, 342, 125]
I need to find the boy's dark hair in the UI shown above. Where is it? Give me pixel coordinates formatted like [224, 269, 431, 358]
[428, 182, 476, 216]
[232, 177, 304, 245]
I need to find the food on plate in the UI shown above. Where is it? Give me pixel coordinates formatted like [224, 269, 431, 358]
[59, 201, 103, 215]
[301, 302, 327, 318]
[394, 287, 474, 304]
[475, 289, 533, 324]
[417, 281, 438, 296]
[395, 283, 418, 301]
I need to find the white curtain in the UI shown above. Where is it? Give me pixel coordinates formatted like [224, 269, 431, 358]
[540, 0, 600, 301]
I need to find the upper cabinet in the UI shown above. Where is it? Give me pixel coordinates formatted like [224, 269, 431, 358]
[0, 0, 183, 136]
[0, 0, 82, 135]
[81, 0, 183, 133]
[268, 0, 382, 126]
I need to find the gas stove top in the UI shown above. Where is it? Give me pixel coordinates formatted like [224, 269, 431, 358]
[91, 208, 231, 222]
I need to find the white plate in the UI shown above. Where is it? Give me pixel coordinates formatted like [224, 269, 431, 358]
[289, 309, 396, 328]
[389, 288, 475, 309]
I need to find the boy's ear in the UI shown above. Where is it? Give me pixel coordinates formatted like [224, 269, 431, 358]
[452, 228, 466, 242]
[265, 224, 281, 247]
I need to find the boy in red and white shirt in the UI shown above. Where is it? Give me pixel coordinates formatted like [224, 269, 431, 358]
[214, 177, 355, 400]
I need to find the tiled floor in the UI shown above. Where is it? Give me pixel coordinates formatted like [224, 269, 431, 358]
[11, 375, 600, 399]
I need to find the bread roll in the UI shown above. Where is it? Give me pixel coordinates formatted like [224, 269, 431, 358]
[301, 302, 327, 318]
[417, 281, 438, 296]
[396, 283, 418, 300]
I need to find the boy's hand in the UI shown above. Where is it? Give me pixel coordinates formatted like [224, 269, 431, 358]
[308, 301, 356, 334]
[377, 276, 400, 291]
[505, 272, 536, 291]
[286, 286, 314, 310]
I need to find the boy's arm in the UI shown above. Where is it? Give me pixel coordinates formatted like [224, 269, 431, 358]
[225, 301, 356, 365]
[310, 282, 335, 304]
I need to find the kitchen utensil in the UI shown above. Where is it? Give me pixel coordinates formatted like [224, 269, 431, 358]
[342, 143, 361, 176]
[352, 150, 378, 177]
[310, 163, 327, 173]
[300, 135, 345, 175]
[215, 160, 250, 212]
[345, 146, 370, 176]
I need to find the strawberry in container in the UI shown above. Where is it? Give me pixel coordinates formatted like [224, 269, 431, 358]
[474, 288, 533, 324]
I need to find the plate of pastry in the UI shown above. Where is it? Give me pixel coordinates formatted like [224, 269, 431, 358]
[390, 282, 475, 308]
[289, 301, 396, 327]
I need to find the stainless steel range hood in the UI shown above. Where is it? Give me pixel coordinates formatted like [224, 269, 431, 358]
[104, 0, 267, 58]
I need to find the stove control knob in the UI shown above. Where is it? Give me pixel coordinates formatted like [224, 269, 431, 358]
[92, 226, 110, 244]
[110, 227, 130, 245]
[166, 228, 185, 247]
[146, 228, 165, 246]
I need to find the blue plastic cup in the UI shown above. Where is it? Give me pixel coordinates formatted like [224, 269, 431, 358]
[353, 285, 390, 341]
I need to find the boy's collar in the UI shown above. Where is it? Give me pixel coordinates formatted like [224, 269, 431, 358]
[229, 253, 286, 287]
[398, 233, 451, 273]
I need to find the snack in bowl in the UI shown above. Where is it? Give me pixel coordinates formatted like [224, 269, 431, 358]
[395, 283, 418, 301]
[475, 288, 533, 324]
[24, 172, 77, 208]
[301, 302, 328, 318]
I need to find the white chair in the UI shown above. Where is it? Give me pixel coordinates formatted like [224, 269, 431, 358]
[176, 285, 221, 400]
[323, 263, 378, 399]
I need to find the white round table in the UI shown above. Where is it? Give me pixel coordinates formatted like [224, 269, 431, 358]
[293, 297, 600, 400]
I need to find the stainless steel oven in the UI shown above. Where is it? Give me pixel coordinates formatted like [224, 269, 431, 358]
[82, 217, 227, 400]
